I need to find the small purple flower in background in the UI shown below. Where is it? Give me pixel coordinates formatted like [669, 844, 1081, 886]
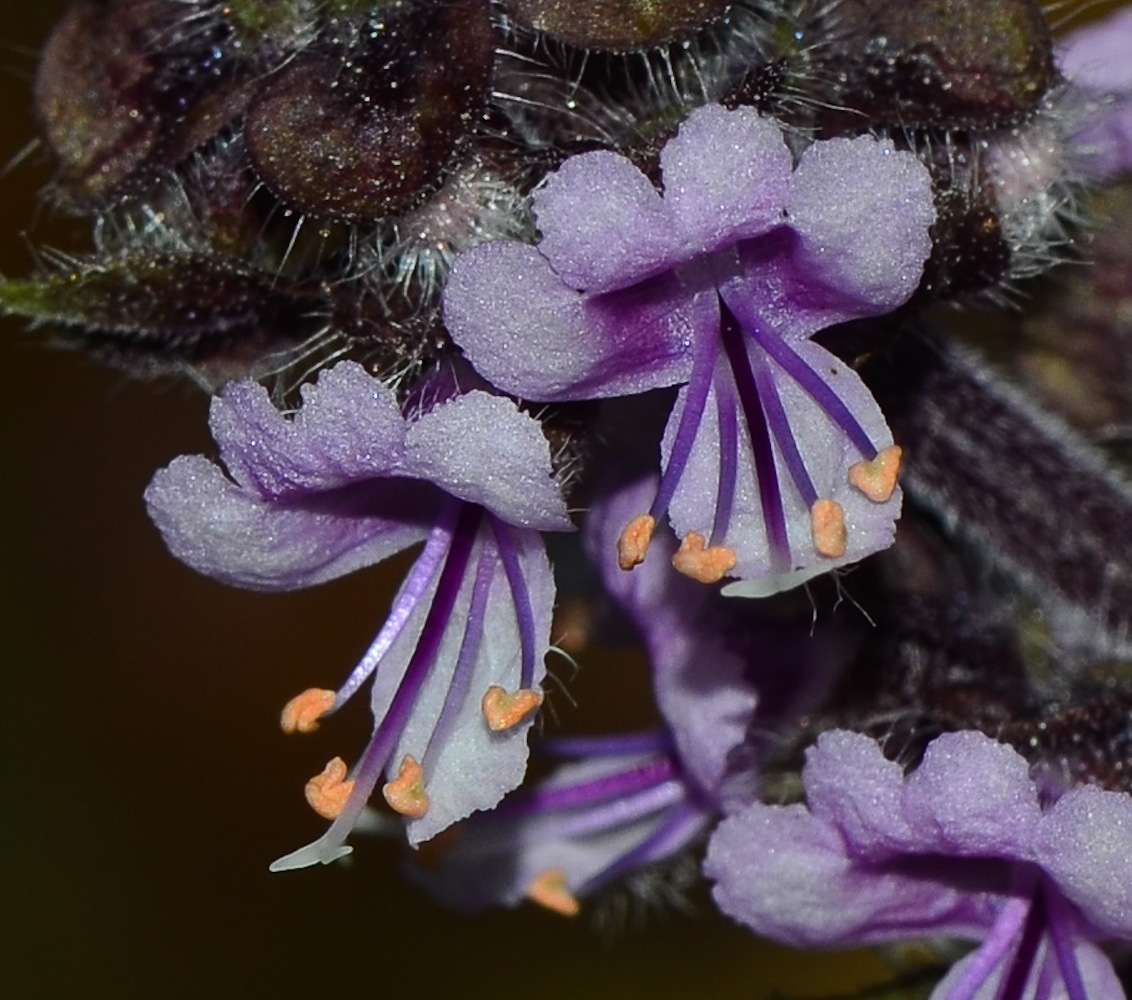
[705, 729, 1132, 999]
[445, 103, 935, 596]
[413, 732, 713, 916]
[145, 361, 573, 866]
[1061, 6, 1132, 182]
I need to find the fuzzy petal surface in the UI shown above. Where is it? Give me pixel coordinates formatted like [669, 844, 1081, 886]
[1034, 784, 1132, 939]
[403, 391, 572, 530]
[659, 104, 792, 255]
[146, 455, 430, 590]
[444, 240, 695, 399]
[533, 149, 683, 292]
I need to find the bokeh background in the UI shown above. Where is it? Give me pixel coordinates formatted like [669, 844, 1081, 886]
[3, 2, 1118, 997]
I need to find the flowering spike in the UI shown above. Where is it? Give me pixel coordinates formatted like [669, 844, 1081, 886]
[848, 446, 903, 503]
[617, 514, 655, 571]
[670, 533, 737, 584]
[526, 869, 581, 917]
[280, 688, 337, 734]
[810, 500, 847, 558]
[481, 686, 543, 732]
[305, 758, 355, 820]
[383, 755, 429, 819]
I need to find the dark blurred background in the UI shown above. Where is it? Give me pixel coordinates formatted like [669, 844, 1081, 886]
[18, 2, 1126, 997]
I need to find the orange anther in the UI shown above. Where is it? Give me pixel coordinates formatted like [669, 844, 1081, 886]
[849, 445, 903, 503]
[482, 686, 543, 731]
[671, 532, 737, 583]
[617, 514, 656, 570]
[305, 757, 355, 819]
[527, 868, 580, 917]
[382, 754, 429, 819]
[281, 688, 336, 734]
[811, 499, 847, 557]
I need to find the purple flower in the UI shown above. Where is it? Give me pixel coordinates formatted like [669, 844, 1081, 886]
[705, 729, 1132, 999]
[144, 362, 573, 865]
[412, 732, 713, 916]
[1061, 7, 1132, 181]
[444, 104, 935, 596]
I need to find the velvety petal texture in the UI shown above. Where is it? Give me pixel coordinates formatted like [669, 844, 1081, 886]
[705, 729, 1132, 998]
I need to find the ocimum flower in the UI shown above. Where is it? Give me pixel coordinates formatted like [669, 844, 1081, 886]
[413, 732, 714, 916]
[705, 730, 1132, 999]
[144, 361, 573, 866]
[444, 103, 935, 596]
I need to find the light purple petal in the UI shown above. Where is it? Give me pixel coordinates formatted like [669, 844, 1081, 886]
[786, 136, 935, 315]
[533, 150, 684, 292]
[900, 732, 1043, 859]
[1060, 8, 1132, 181]
[666, 334, 900, 594]
[444, 240, 695, 399]
[802, 730, 918, 859]
[660, 103, 792, 254]
[706, 803, 982, 948]
[404, 391, 572, 530]
[929, 936, 1127, 1000]
[1035, 784, 1132, 939]
[376, 525, 553, 845]
[211, 363, 409, 498]
[145, 454, 429, 590]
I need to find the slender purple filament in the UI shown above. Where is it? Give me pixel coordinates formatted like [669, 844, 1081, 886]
[1044, 886, 1088, 1000]
[538, 732, 674, 759]
[334, 499, 462, 705]
[491, 517, 538, 690]
[711, 377, 740, 547]
[309, 502, 481, 852]
[944, 891, 1034, 1000]
[423, 528, 496, 772]
[750, 353, 818, 506]
[718, 297, 789, 567]
[495, 756, 678, 819]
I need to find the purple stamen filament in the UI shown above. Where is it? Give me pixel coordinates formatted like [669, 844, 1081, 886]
[422, 522, 496, 773]
[944, 889, 1035, 1000]
[718, 296, 790, 567]
[333, 500, 462, 706]
[538, 731, 674, 759]
[496, 756, 678, 819]
[1044, 885, 1088, 1000]
[491, 517, 539, 690]
[274, 502, 482, 867]
[711, 378, 739, 547]
[721, 286, 878, 460]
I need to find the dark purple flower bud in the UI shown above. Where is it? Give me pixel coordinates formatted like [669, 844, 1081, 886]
[34, 0, 235, 208]
[500, 0, 732, 50]
[245, 0, 495, 221]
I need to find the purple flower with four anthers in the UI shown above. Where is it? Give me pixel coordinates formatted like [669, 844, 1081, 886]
[144, 361, 573, 865]
[705, 729, 1132, 999]
[445, 103, 935, 596]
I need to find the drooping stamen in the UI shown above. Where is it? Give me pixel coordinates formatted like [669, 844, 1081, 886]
[749, 351, 818, 507]
[734, 303, 879, 460]
[333, 501, 464, 705]
[717, 298, 789, 568]
[943, 888, 1036, 1000]
[527, 869, 580, 917]
[423, 536, 496, 769]
[710, 379, 740, 547]
[1044, 885, 1089, 1000]
[383, 754, 429, 819]
[270, 503, 482, 871]
[305, 757, 355, 820]
[617, 514, 655, 570]
[849, 445, 903, 502]
[810, 499, 847, 558]
[491, 517, 539, 691]
[281, 688, 336, 734]
[671, 531, 737, 583]
[482, 686, 543, 731]
[576, 801, 711, 898]
[538, 731, 673, 759]
[648, 321, 720, 523]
